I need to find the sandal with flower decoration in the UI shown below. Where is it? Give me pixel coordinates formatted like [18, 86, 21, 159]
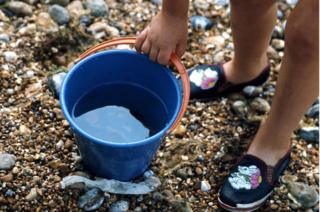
[188, 63, 270, 101]
[218, 149, 291, 212]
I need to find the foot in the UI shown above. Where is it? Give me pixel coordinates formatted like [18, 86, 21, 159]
[188, 59, 270, 100]
[223, 57, 269, 84]
[218, 148, 291, 211]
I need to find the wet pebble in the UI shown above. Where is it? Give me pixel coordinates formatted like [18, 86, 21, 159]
[49, 4, 70, 25]
[249, 97, 270, 113]
[86, 0, 108, 17]
[8, 1, 33, 16]
[0, 33, 9, 43]
[191, 16, 213, 31]
[305, 104, 319, 118]
[3, 51, 17, 63]
[110, 200, 129, 212]
[288, 181, 318, 208]
[48, 72, 67, 98]
[77, 188, 105, 211]
[297, 127, 319, 143]
[0, 153, 16, 170]
[243, 86, 263, 97]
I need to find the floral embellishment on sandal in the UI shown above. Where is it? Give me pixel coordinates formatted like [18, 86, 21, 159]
[228, 165, 262, 190]
[189, 68, 219, 90]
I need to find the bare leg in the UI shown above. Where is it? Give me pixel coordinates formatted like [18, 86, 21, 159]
[248, 0, 319, 166]
[224, 0, 277, 83]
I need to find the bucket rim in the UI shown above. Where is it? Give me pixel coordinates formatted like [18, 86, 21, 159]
[60, 49, 182, 147]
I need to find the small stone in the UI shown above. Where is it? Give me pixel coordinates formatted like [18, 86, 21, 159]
[67, 0, 86, 18]
[151, 0, 162, 5]
[5, 189, 15, 197]
[176, 168, 188, 180]
[77, 188, 105, 211]
[8, 1, 33, 16]
[33, 176, 41, 183]
[172, 200, 193, 212]
[281, 174, 298, 184]
[7, 88, 14, 95]
[250, 97, 270, 113]
[53, 55, 67, 66]
[213, 51, 224, 63]
[173, 125, 187, 137]
[36, 12, 59, 33]
[270, 204, 279, 210]
[50, 0, 70, 6]
[272, 39, 285, 50]
[0, 153, 16, 170]
[197, 155, 205, 162]
[232, 100, 248, 117]
[64, 139, 74, 150]
[26, 70, 34, 78]
[19, 125, 31, 136]
[243, 86, 263, 97]
[4, 51, 18, 63]
[200, 180, 211, 192]
[272, 25, 284, 39]
[214, 0, 228, 6]
[110, 200, 129, 212]
[0, 173, 13, 182]
[49, 5, 70, 25]
[86, 0, 108, 17]
[195, 167, 202, 175]
[12, 167, 19, 174]
[143, 170, 154, 178]
[288, 181, 318, 208]
[297, 127, 319, 143]
[267, 46, 280, 60]
[56, 140, 64, 150]
[286, 0, 298, 6]
[79, 15, 92, 26]
[191, 16, 213, 31]
[0, 33, 10, 43]
[48, 72, 67, 98]
[305, 104, 319, 118]
[25, 188, 38, 201]
[153, 192, 164, 202]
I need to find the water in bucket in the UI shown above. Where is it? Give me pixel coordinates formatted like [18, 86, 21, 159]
[72, 82, 168, 143]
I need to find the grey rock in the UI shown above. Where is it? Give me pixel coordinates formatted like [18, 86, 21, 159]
[305, 104, 319, 118]
[4, 51, 17, 63]
[8, 1, 33, 16]
[110, 200, 129, 212]
[79, 15, 92, 26]
[0, 33, 10, 43]
[48, 72, 67, 98]
[49, 5, 70, 25]
[86, 0, 108, 17]
[176, 168, 188, 179]
[0, 153, 16, 170]
[191, 16, 213, 31]
[200, 180, 211, 192]
[60, 175, 161, 195]
[232, 100, 248, 117]
[243, 86, 263, 97]
[297, 127, 319, 143]
[77, 188, 105, 211]
[250, 97, 270, 113]
[288, 181, 318, 208]
[50, 0, 69, 6]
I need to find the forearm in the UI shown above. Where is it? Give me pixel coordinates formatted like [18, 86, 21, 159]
[162, 0, 189, 18]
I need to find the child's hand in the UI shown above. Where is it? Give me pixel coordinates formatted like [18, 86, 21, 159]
[135, 12, 188, 65]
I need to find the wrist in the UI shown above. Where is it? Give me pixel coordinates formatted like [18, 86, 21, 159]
[161, 0, 189, 19]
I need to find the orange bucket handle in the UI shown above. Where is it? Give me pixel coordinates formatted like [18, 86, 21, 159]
[76, 37, 190, 133]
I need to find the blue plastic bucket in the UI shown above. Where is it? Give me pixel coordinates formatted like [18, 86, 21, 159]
[60, 38, 189, 181]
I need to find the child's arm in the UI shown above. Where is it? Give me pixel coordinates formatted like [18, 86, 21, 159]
[135, 0, 189, 65]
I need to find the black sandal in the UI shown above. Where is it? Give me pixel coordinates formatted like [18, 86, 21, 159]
[218, 149, 291, 212]
[188, 63, 270, 101]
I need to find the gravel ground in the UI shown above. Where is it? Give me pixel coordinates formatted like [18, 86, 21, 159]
[0, 0, 318, 211]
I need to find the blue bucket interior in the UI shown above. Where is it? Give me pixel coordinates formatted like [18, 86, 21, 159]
[60, 50, 182, 145]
